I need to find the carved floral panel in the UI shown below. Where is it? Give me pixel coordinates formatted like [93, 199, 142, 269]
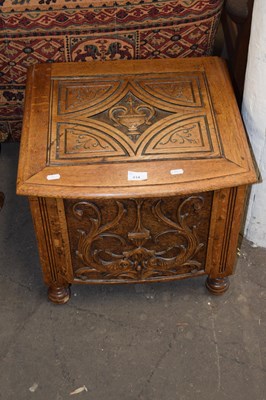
[64, 193, 213, 283]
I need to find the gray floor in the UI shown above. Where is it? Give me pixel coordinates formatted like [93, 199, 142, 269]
[0, 144, 265, 400]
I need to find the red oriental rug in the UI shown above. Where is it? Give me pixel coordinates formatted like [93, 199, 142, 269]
[0, 0, 224, 141]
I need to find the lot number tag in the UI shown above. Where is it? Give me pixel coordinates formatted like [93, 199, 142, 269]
[128, 171, 148, 181]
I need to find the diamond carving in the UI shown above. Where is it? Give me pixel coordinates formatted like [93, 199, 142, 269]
[48, 71, 222, 165]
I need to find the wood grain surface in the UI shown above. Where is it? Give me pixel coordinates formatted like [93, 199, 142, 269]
[16, 57, 257, 302]
[17, 57, 257, 199]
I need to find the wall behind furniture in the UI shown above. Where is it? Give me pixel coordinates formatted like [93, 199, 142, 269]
[242, 0, 266, 247]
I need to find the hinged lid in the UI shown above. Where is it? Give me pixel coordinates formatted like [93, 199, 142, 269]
[17, 57, 257, 198]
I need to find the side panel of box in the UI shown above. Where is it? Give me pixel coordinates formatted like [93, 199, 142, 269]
[205, 185, 247, 278]
[29, 196, 73, 303]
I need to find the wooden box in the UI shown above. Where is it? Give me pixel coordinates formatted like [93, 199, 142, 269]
[17, 58, 257, 303]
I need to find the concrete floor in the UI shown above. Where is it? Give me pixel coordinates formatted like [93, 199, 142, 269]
[0, 143, 266, 400]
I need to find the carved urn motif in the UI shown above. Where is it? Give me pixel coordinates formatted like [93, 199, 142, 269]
[109, 94, 155, 134]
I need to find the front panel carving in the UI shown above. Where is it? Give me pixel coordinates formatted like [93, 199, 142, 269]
[48, 72, 223, 165]
[65, 193, 213, 283]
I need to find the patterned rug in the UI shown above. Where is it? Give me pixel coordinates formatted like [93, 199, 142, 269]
[0, 0, 224, 142]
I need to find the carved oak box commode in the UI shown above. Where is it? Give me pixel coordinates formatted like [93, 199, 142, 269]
[17, 58, 257, 304]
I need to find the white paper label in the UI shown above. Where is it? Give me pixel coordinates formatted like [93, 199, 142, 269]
[128, 171, 148, 181]
[170, 169, 184, 175]
[46, 173, 61, 181]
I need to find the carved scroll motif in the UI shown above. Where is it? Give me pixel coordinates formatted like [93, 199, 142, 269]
[71, 196, 206, 281]
[69, 130, 111, 151]
[158, 124, 199, 146]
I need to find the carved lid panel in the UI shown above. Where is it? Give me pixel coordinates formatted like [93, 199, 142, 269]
[17, 58, 257, 198]
[49, 73, 219, 165]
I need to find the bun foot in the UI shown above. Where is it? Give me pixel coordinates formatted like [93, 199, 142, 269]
[48, 285, 71, 304]
[205, 276, 230, 295]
